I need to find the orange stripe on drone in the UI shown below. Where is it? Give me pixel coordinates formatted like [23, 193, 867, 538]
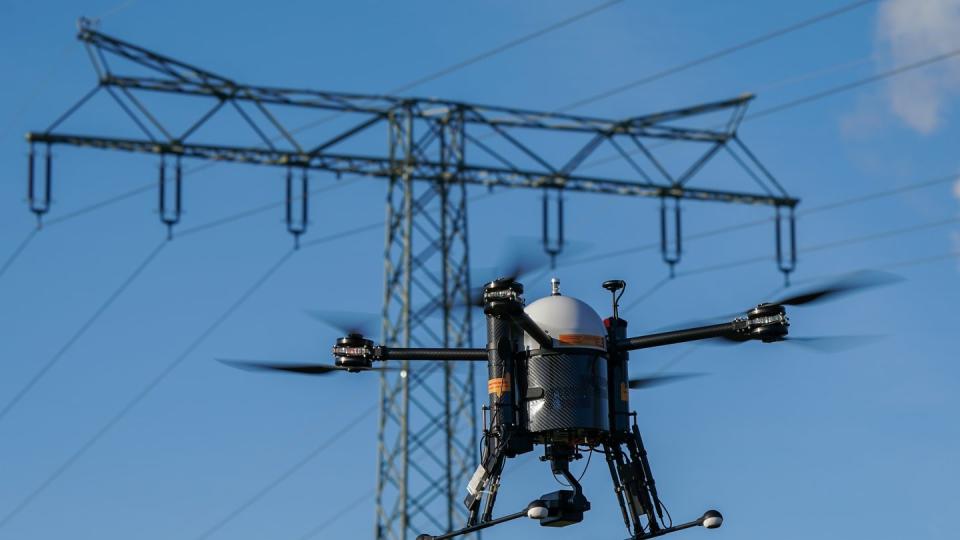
[487, 374, 512, 397]
[557, 334, 605, 349]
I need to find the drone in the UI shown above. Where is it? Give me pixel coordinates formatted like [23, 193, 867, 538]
[221, 270, 891, 540]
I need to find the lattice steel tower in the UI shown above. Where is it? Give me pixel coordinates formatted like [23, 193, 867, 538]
[24, 23, 798, 540]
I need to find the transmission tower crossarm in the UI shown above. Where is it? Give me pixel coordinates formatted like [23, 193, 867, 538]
[25, 131, 798, 207]
[79, 26, 755, 141]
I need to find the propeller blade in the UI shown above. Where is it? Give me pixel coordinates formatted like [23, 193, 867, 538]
[305, 310, 379, 336]
[701, 334, 881, 353]
[772, 270, 901, 307]
[218, 358, 344, 375]
[471, 237, 552, 285]
[780, 335, 882, 353]
[456, 238, 594, 310]
[650, 271, 901, 334]
[217, 358, 399, 375]
[628, 372, 705, 389]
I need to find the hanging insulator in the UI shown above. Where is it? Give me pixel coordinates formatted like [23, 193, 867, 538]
[775, 205, 797, 286]
[27, 143, 53, 226]
[158, 155, 183, 239]
[286, 167, 309, 248]
[542, 188, 564, 268]
[659, 196, 682, 277]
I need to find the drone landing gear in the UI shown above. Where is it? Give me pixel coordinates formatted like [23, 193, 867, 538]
[425, 430, 721, 540]
[605, 423, 666, 538]
[606, 421, 723, 539]
[439, 443, 590, 540]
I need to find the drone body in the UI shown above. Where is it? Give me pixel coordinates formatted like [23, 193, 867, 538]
[326, 277, 788, 539]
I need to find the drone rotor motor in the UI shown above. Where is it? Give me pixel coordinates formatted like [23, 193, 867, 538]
[333, 334, 375, 372]
[746, 303, 789, 342]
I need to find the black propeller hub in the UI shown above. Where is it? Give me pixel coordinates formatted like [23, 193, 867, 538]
[746, 303, 788, 342]
[482, 279, 525, 316]
[333, 334, 375, 372]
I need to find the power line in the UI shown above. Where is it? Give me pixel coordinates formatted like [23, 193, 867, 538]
[796, 173, 959, 218]
[296, 488, 377, 540]
[194, 405, 378, 540]
[0, 248, 295, 529]
[804, 216, 960, 254]
[0, 229, 39, 280]
[44, 184, 154, 227]
[790, 251, 960, 287]
[746, 46, 960, 121]
[390, 0, 625, 95]
[284, 0, 626, 136]
[674, 213, 960, 279]
[579, 46, 960, 171]
[0, 176, 358, 281]
[0, 178, 373, 423]
[556, 0, 879, 112]
[177, 178, 360, 238]
[0, 179, 482, 527]
[0, 239, 166, 424]
[622, 276, 671, 314]
[561, 171, 959, 269]
[0, 1, 138, 144]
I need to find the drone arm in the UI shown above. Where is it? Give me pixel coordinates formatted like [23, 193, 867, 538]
[612, 322, 740, 351]
[375, 347, 488, 361]
[613, 305, 788, 352]
[506, 310, 553, 349]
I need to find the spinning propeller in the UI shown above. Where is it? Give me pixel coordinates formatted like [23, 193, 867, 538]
[217, 358, 397, 375]
[218, 310, 385, 377]
[627, 373, 704, 390]
[460, 238, 590, 308]
[305, 309, 379, 337]
[656, 270, 899, 352]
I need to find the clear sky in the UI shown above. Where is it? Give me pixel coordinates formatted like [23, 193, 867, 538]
[1, 1, 958, 539]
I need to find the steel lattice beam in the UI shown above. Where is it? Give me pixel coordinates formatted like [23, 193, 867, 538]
[378, 108, 476, 539]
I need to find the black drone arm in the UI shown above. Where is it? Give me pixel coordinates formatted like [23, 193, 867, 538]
[374, 347, 488, 361]
[612, 304, 788, 352]
[613, 322, 741, 351]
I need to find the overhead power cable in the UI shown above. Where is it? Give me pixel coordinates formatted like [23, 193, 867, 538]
[390, 0, 625, 95]
[295, 488, 377, 540]
[0, 178, 365, 425]
[193, 405, 378, 540]
[0, 230, 39, 281]
[790, 251, 960, 288]
[579, 46, 960, 171]
[557, 0, 879, 111]
[560, 171, 960, 270]
[0, 240, 167, 424]
[621, 275, 671, 314]
[675, 213, 960, 279]
[0, 191, 501, 529]
[0, 0, 138, 145]
[0, 248, 296, 529]
[285, 0, 626, 135]
[746, 46, 960, 121]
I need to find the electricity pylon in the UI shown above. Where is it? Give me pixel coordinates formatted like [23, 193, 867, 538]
[24, 22, 798, 540]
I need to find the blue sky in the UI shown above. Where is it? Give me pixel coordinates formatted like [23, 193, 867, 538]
[0, 1, 958, 539]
